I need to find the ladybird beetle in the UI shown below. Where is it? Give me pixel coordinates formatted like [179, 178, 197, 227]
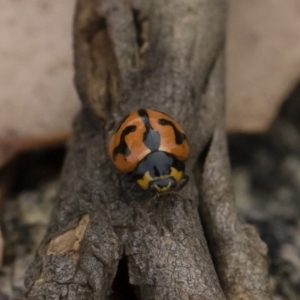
[108, 108, 190, 193]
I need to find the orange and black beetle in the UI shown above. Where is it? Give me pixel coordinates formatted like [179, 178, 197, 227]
[108, 108, 190, 193]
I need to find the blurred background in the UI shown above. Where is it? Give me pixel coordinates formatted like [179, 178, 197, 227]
[1, 0, 300, 299]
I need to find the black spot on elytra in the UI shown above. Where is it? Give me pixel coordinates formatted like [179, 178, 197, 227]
[138, 109, 160, 151]
[113, 125, 136, 160]
[158, 118, 186, 144]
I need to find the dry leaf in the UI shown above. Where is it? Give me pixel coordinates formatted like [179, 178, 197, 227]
[0, 0, 79, 166]
[226, 0, 300, 132]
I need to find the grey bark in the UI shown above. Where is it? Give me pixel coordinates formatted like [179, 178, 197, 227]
[19, 0, 271, 299]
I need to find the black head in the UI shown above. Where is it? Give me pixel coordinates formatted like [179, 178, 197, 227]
[149, 177, 177, 193]
[132, 151, 185, 193]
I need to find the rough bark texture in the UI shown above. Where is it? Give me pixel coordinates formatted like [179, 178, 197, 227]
[19, 0, 271, 299]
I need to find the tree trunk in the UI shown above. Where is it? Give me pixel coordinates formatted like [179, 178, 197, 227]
[20, 0, 271, 299]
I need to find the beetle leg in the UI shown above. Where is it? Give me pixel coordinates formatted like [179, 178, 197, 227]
[175, 174, 189, 192]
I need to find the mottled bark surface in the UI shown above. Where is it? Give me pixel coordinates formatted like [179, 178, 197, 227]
[19, 0, 271, 299]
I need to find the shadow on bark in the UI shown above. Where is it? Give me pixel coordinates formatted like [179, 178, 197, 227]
[19, 0, 271, 299]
